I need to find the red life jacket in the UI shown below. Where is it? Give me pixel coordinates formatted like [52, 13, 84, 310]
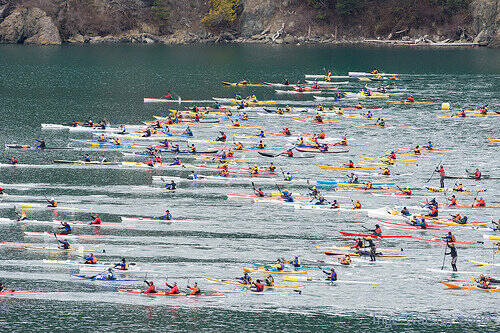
[254, 282, 264, 292]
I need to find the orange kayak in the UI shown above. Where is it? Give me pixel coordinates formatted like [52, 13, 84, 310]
[442, 282, 500, 292]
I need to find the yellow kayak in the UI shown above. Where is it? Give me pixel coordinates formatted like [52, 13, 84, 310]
[221, 81, 264, 87]
[243, 267, 307, 275]
[488, 138, 500, 142]
[425, 186, 487, 193]
[467, 260, 497, 266]
[433, 220, 487, 227]
[361, 156, 419, 162]
[483, 235, 500, 241]
[398, 152, 442, 157]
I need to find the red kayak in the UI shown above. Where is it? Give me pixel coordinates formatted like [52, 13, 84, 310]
[412, 237, 480, 245]
[339, 231, 412, 239]
[0, 290, 38, 295]
[118, 289, 224, 297]
[295, 148, 349, 154]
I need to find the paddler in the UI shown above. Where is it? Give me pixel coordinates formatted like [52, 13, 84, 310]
[399, 187, 412, 196]
[352, 200, 362, 210]
[312, 82, 320, 90]
[172, 144, 181, 153]
[163, 92, 173, 100]
[9, 156, 18, 165]
[355, 103, 363, 109]
[348, 173, 359, 184]
[241, 112, 248, 120]
[315, 195, 327, 205]
[280, 189, 294, 202]
[226, 149, 234, 158]
[238, 272, 252, 284]
[146, 158, 155, 167]
[283, 148, 294, 158]
[264, 275, 274, 286]
[443, 232, 456, 243]
[340, 255, 351, 265]
[216, 131, 227, 142]
[291, 256, 301, 268]
[17, 210, 28, 221]
[456, 110, 466, 117]
[314, 113, 323, 123]
[86, 119, 94, 127]
[143, 280, 156, 294]
[57, 238, 70, 250]
[447, 195, 457, 206]
[256, 130, 265, 138]
[453, 183, 463, 192]
[0, 282, 13, 293]
[0, 188, 4, 195]
[424, 141, 434, 150]
[118, 125, 126, 134]
[428, 205, 439, 217]
[445, 241, 458, 271]
[406, 95, 415, 103]
[400, 207, 411, 216]
[90, 213, 101, 225]
[322, 268, 337, 281]
[113, 138, 121, 145]
[84, 253, 98, 264]
[377, 118, 385, 127]
[364, 110, 373, 118]
[317, 105, 324, 112]
[469, 168, 481, 180]
[371, 224, 382, 237]
[330, 200, 340, 209]
[283, 78, 289, 85]
[219, 169, 229, 177]
[412, 145, 421, 155]
[218, 150, 227, 160]
[165, 180, 177, 190]
[142, 128, 152, 137]
[436, 165, 445, 188]
[267, 162, 276, 172]
[189, 144, 197, 153]
[285, 106, 292, 112]
[364, 181, 373, 190]
[254, 187, 265, 197]
[275, 259, 285, 271]
[345, 160, 354, 168]
[252, 279, 265, 292]
[46, 198, 58, 207]
[256, 140, 266, 149]
[281, 127, 292, 136]
[235, 142, 243, 150]
[386, 151, 397, 159]
[381, 167, 390, 175]
[319, 144, 329, 152]
[183, 126, 193, 136]
[187, 282, 201, 295]
[114, 258, 129, 270]
[58, 221, 71, 235]
[416, 218, 427, 229]
[159, 210, 172, 220]
[250, 164, 260, 175]
[317, 130, 326, 139]
[35, 138, 47, 149]
[297, 137, 305, 146]
[170, 157, 181, 166]
[232, 119, 240, 127]
[284, 172, 293, 181]
[309, 186, 319, 198]
[352, 238, 364, 250]
[473, 197, 486, 207]
[165, 281, 181, 295]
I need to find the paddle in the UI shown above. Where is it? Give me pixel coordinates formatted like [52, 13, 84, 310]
[471, 190, 480, 208]
[441, 243, 447, 270]
[426, 160, 442, 183]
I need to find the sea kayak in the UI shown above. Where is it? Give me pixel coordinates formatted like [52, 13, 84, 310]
[467, 260, 499, 267]
[203, 277, 302, 288]
[442, 282, 500, 292]
[425, 186, 487, 193]
[324, 251, 407, 258]
[118, 289, 225, 297]
[24, 231, 104, 238]
[317, 165, 377, 170]
[72, 274, 141, 281]
[243, 267, 307, 275]
[483, 235, 500, 241]
[338, 231, 412, 239]
[283, 275, 380, 285]
[295, 148, 349, 154]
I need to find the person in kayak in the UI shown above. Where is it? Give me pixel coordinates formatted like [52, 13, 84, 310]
[411, 145, 421, 155]
[314, 113, 323, 123]
[345, 160, 354, 168]
[255, 130, 265, 138]
[335, 136, 348, 146]
[158, 210, 172, 220]
[35, 138, 47, 149]
[280, 188, 294, 202]
[443, 232, 456, 243]
[445, 241, 458, 271]
[114, 258, 129, 270]
[314, 195, 327, 205]
[281, 127, 292, 136]
[452, 214, 468, 224]
[232, 119, 240, 127]
[252, 279, 265, 292]
[143, 280, 156, 294]
[182, 127, 193, 137]
[330, 200, 340, 209]
[165, 281, 180, 294]
[268, 163, 276, 172]
[296, 137, 305, 146]
[364, 110, 373, 118]
[348, 173, 359, 184]
[264, 275, 274, 286]
[283, 172, 293, 181]
[8, 156, 18, 165]
[399, 187, 412, 196]
[275, 259, 285, 271]
[309, 186, 319, 198]
[473, 197, 486, 207]
[170, 157, 181, 166]
[84, 253, 98, 264]
[0, 187, 4, 195]
[416, 218, 427, 229]
[317, 130, 326, 139]
[58, 238, 70, 250]
[187, 282, 201, 295]
[58, 221, 71, 235]
[250, 165, 259, 175]
[165, 180, 176, 190]
[371, 224, 382, 236]
[352, 238, 364, 250]
[17, 210, 28, 221]
[323, 268, 337, 281]
[381, 167, 390, 175]
[283, 149, 294, 158]
[253, 186, 265, 197]
[447, 195, 457, 206]
[238, 272, 252, 284]
[428, 205, 439, 217]
[291, 256, 301, 268]
[90, 213, 101, 225]
[400, 207, 411, 216]
[219, 169, 229, 177]
[387, 151, 397, 159]
[468, 168, 481, 179]
[46, 197, 58, 208]
[352, 200, 362, 209]
[340, 255, 351, 265]
[453, 183, 464, 192]
[154, 154, 162, 165]
[82, 154, 91, 162]
[216, 131, 227, 142]
[256, 140, 266, 149]
[406, 96, 415, 103]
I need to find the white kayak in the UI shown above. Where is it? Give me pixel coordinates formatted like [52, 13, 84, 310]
[305, 81, 349, 85]
[151, 175, 311, 186]
[348, 72, 398, 77]
[304, 75, 350, 79]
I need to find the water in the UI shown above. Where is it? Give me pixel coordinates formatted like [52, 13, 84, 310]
[0, 44, 499, 332]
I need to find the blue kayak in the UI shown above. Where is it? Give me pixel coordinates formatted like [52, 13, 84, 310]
[71, 274, 141, 282]
[251, 262, 323, 271]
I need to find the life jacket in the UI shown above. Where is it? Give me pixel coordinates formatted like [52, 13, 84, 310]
[188, 286, 200, 295]
[235, 144, 243, 150]
[168, 285, 180, 294]
[345, 162, 354, 168]
[374, 227, 382, 236]
[476, 199, 485, 207]
[256, 190, 265, 197]
[449, 197, 457, 205]
[254, 282, 264, 292]
[439, 168, 445, 177]
[144, 284, 156, 294]
[92, 216, 102, 225]
[318, 131, 325, 139]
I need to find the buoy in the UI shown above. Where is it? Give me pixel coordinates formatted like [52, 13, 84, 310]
[441, 103, 450, 110]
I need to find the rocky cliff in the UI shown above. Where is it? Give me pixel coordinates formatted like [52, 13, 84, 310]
[0, 0, 498, 47]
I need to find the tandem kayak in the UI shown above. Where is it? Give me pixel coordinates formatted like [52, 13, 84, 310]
[425, 186, 487, 193]
[118, 289, 225, 297]
[442, 282, 500, 292]
[242, 267, 307, 275]
[283, 275, 380, 285]
[338, 231, 412, 239]
[324, 251, 407, 258]
[203, 277, 302, 288]
[72, 274, 141, 282]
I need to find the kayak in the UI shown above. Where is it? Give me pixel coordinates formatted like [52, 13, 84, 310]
[295, 148, 349, 154]
[229, 99, 276, 106]
[42, 259, 109, 267]
[324, 251, 407, 257]
[0, 290, 38, 295]
[338, 231, 412, 239]
[242, 267, 307, 275]
[118, 289, 225, 297]
[120, 216, 203, 223]
[425, 186, 487, 193]
[438, 203, 500, 209]
[317, 181, 395, 186]
[361, 156, 419, 162]
[488, 138, 500, 142]
[292, 117, 340, 123]
[24, 231, 103, 238]
[467, 260, 499, 267]
[5, 145, 72, 150]
[203, 277, 302, 288]
[348, 72, 397, 77]
[221, 81, 263, 87]
[412, 237, 481, 245]
[53, 160, 121, 165]
[72, 274, 141, 281]
[283, 275, 380, 285]
[317, 165, 377, 170]
[378, 220, 449, 231]
[384, 101, 433, 104]
[432, 220, 487, 227]
[0, 241, 104, 253]
[483, 235, 500, 241]
[442, 282, 500, 292]
[14, 203, 83, 211]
